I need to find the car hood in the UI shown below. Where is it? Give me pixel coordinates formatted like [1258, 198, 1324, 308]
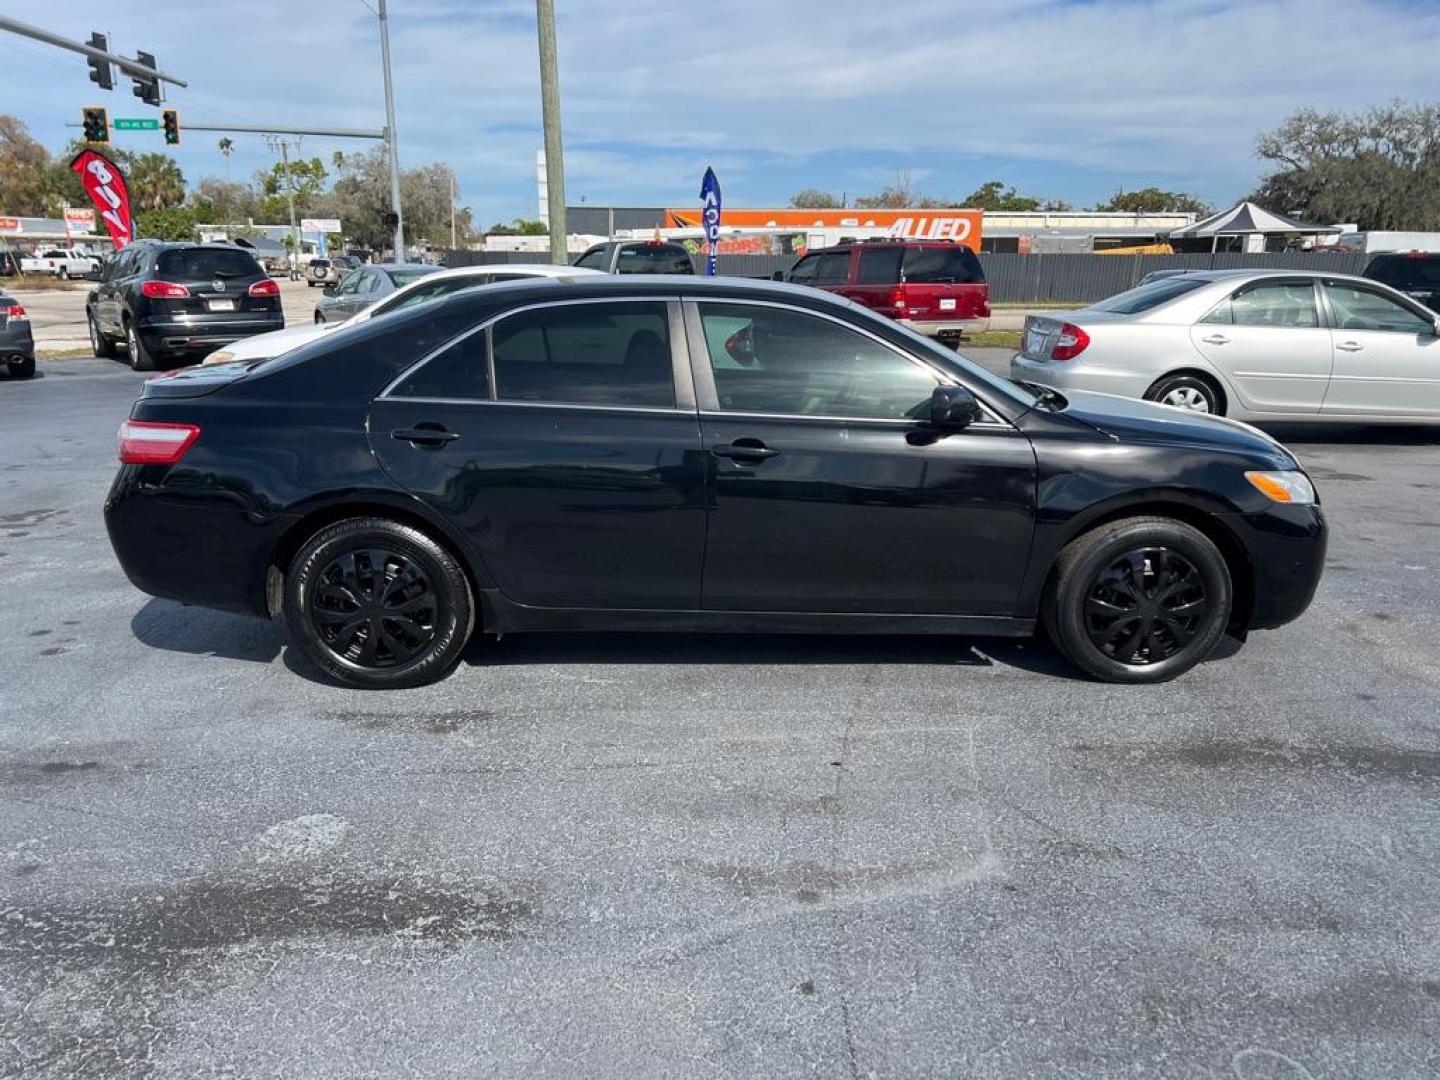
[204, 321, 342, 363]
[1052, 389, 1296, 465]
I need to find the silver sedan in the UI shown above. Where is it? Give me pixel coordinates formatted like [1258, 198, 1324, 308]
[1011, 270, 1440, 422]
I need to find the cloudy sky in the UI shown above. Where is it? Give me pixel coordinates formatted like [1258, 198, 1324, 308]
[3, 0, 1438, 225]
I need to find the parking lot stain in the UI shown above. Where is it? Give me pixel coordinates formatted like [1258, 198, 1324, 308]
[38, 646, 67, 656]
[1072, 738, 1440, 783]
[38, 761, 100, 775]
[679, 858, 930, 900]
[329, 707, 502, 734]
[1, 507, 66, 537]
[1307, 469, 1373, 482]
[0, 868, 537, 1078]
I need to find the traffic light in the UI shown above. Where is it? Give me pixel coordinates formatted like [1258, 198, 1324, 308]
[86, 32, 114, 91]
[130, 50, 162, 107]
[162, 109, 180, 146]
[82, 107, 109, 144]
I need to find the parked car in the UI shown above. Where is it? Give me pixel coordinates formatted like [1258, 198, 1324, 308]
[314, 263, 441, 323]
[1011, 269, 1440, 421]
[1362, 251, 1440, 313]
[203, 264, 604, 365]
[572, 240, 695, 275]
[106, 275, 1324, 690]
[780, 240, 989, 342]
[86, 241, 284, 371]
[20, 247, 101, 279]
[1, 291, 34, 379]
[306, 258, 341, 287]
[331, 255, 361, 278]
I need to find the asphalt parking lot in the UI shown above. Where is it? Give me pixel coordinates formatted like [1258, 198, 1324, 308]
[3, 352, 1439, 1078]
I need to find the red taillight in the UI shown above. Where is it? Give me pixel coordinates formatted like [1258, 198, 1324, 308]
[248, 278, 280, 297]
[117, 420, 200, 465]
[3, 304, 26, 322]
[888, 285, 907, 310]
[1051, 322, 1091, 361]
[141, 280, 191, 299]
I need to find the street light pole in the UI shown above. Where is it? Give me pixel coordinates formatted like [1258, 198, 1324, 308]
[377, 0, 405, 260]
[266, 135, 303, 277]
[536, 0, 567, 265]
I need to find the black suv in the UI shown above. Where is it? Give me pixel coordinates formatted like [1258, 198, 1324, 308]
[1362, 251, 1440, 313]
[573, 240, 695, 274]
[87, 241, 285, 371]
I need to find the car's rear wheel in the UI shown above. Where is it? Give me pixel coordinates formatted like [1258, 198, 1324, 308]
[125, 321, 157, 372]
[1146, 373, 1223, 415]
[1043, 516, 1232, 683]
[89, 311, 117, 358]
[314, 312, 325, 324]
[6, 355, 35, 379]
[284, 517, 474, 689]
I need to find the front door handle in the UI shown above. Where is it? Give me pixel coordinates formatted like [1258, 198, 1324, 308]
[1201, 334, 1230, 345]
[712, 439, 780, 463]
[392, 425, 460, 447]
[1335, 341, 1364, 352]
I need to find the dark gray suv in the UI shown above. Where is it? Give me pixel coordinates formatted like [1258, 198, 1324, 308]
[1, 291, 35, 379]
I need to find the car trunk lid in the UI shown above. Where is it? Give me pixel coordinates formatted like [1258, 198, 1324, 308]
[137, 361, 254, 400]
[148, 247, 280, 321]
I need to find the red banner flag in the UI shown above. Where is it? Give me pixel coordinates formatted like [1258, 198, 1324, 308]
[70, 149, 134, 249]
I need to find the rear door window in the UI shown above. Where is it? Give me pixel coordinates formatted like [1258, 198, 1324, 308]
[901, 246, 984, 284]
[492, 301, 674, 408]
[1324, 282, 1434, 334]
[156, 248, 263, 280]
[1201, 281, 1319, 327]
[857, 248, 903, 284]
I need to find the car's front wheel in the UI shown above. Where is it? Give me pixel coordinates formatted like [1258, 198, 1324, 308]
[1146, 373, 1223, 415]
[284, 517, 475, 689]
[1043, 516, 1232, 683]
[89, 311, 117, 358]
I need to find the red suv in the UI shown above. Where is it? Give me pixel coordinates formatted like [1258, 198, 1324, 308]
[783, 240, 989, 341]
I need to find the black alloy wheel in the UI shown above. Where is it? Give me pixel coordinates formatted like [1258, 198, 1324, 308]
[285, 517, 474, 689]
[1083, 547, 1207, 664]
[1044, 516, 1232, 683]
[311, 548, 438, 668]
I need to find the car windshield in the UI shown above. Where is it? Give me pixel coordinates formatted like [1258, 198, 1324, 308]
[386, 266, 439, 288]
[1366, 256, 1440, 289]
[1089, 276, 1211, 314]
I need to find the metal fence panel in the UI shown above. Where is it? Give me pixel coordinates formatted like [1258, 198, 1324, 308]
[442, 250, 1372, 303]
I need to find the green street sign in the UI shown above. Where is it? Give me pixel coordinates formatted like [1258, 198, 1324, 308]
[113, 117, 159, 131]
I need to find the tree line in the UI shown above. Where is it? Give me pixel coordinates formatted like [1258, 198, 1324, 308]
[0, 115, 472, 250]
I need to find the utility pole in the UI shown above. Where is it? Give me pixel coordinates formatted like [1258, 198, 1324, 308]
[450, 170, 456, 249]
[266, 135, 302, 277]
[377, 0, 405, 261]
[536, 0, 567, 265]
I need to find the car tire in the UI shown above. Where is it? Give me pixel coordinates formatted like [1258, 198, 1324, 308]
[57, 267, 69, 280]
[314, 312, 325, 324]
[1042, 516, 1232, 684]
[1146, 373, 1223, 415]
[125, 321, 157, 372]
[89, 311, 117, 358]
[284, 517, 475, 690]
[6, 355, 36, 379]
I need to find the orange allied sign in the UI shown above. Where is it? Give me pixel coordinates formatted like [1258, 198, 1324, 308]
[666, 207, 983, 249]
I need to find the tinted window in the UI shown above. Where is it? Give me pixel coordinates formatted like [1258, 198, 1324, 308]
[614, 245, 693, 274]
[310, 259, 331, 269]
[1365, 255, 1440, 289]
[388, 328, 491, 400]
[156, 248, 263, 279]
[1325, 282, 1434, 334]
[387, 266, 438, 288]
[698, 302, 939, 420]
[902, 246, 983, 284]
[1202, 281, 1318, 328]
[336, 269, 366, 295]
[493, 302, 674, 408]
[573, 248, 607, 270]
[857, 248, 903, 284]
[1091, 276, 1210, 314]
[809, 251, 851, 284]
[787, 254, 822, 283]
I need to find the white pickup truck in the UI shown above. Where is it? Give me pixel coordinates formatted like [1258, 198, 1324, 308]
[19, 247, 102, 279]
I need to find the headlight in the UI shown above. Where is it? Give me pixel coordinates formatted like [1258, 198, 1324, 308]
[1244, 470, 1316, 505]
[204, 350, 235, 366]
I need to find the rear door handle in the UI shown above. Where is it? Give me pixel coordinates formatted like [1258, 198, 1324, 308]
[1201, 334, 1230, 345]
[1335, 341, 1364, 352]
[712, 439, 780, 463]
[392, 426, 460, 447]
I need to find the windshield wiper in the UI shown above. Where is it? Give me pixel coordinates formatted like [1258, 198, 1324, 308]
[1018, 380, 1068, 410]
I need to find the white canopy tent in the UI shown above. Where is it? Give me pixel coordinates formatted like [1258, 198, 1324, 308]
[1167, 201, 1340, 252]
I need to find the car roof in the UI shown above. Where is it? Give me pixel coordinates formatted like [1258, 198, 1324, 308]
[423, 263, 605, 281]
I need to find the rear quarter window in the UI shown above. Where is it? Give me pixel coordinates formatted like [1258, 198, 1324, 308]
[157, 248, 264, 279]
[1090, 277, 1210, 314]
[902, 246, 984, 284]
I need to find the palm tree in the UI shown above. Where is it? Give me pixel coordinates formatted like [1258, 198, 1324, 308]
[218, 137, 234, 181]
[128, 153, 187, 211]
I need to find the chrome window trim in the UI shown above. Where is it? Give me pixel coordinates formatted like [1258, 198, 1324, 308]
[683, 297, 1014, 429]
[378, 295, 685, 402]
[698, 409, 1013, 431]
[373, 396, 694, 417]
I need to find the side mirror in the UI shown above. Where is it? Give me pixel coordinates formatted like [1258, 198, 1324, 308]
[322, 285, 337, 297]
[928, 385, 984, 429]
[771, 270, 786, 282]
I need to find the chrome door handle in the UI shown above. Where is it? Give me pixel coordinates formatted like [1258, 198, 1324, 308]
[1336, 341, 1364, 352]
[1201, 334, 1230, 345]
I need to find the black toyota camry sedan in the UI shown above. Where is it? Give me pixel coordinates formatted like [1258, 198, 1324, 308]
[105, 276, 1326, 689]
